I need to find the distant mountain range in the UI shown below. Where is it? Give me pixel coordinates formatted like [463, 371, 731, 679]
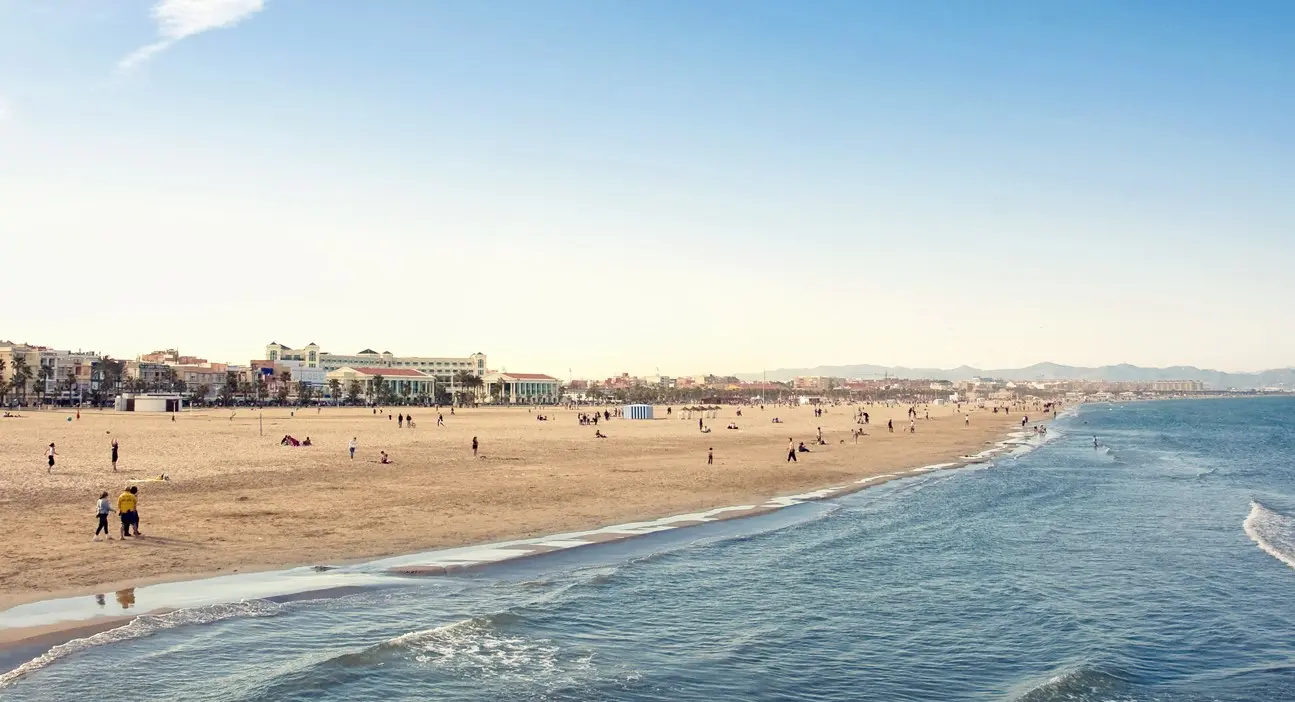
[734, 363, 1295, 390]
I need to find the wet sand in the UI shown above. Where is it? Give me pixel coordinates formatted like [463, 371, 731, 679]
[1, 402, 1030, 610]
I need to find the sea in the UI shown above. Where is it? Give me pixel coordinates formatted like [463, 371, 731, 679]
[2, 398, 1293, 701]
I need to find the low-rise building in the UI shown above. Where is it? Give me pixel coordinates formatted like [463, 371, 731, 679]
[482, 372, 562, 404]
[326, 367, 438, 400]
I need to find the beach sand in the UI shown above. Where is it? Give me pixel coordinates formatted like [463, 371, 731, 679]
[0, 402, 1029, 610]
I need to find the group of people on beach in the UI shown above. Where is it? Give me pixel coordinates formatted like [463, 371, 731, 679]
[93, 486, 141, 541]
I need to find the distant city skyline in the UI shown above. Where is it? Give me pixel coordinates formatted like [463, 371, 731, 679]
[2, 1, 1292, 376]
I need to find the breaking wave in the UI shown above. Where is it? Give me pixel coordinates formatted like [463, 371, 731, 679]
[1244, 501, 1295, 571]
[0, 600, 283, 688]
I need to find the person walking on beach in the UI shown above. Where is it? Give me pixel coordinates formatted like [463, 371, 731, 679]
[909, 419, 916, 433]
[94, 491, 115, 541]
[398, 413, 404, 428]
[887, 419, 893, 433]
[349, 437, 357, 460]
[787, 438, 797, 462]
[708, 447, 714, 465]
[472, 436, 479, 456]
[46, 443, 58, 473]
[437, 414, 444, 426]
[111, 439, 119, 472]
[118, 486, 138, 538]
[699, 418, 704, 432]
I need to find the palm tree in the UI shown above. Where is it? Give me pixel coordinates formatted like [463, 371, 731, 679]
[346, 380, 362, 405]
[97, 356, 125, 405]
[193, 384, 211, 405]
[453, 372, 483, 405]
[65, 370, 79, 405]
[11, 357, 33, 406]
[328, 378, 341, 405]
[0, 358, 6, 405]
[371, 374, 385, 404]
[297, 380, 314, 405]
[35, 366, 52, 405]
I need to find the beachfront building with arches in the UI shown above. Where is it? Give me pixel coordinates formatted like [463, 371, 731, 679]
[325, 367, 438, 401]
[481, 372, 562, 404]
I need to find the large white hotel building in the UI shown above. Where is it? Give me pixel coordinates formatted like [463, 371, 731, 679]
[264, 342, 486, 382]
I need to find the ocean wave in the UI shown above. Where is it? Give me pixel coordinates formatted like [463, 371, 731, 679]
[235, 611, 594, 701]
[1012, 666, 1134, 701]
[0, 599, 283, 688]
[1244, 501, 1295, 571]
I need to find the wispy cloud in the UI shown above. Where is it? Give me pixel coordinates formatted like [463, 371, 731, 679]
[118, 0, 265, 73]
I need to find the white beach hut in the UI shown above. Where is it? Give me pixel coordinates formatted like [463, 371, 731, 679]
[624, 404, 654, 420]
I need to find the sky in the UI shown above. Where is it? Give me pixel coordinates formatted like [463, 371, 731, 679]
[1, 0, 1293, 377]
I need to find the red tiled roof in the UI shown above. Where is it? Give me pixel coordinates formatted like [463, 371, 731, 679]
[350, 367, 431, 377]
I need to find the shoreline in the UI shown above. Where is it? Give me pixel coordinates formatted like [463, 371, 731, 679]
[0, 419, 1054, 665]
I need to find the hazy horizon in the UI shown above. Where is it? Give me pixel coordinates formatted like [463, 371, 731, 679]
[2, 1, 1292, 377]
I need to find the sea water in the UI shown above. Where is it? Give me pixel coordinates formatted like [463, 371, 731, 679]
[3, 398, 1293, 701]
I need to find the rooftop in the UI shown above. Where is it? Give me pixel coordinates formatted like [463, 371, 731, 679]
[347, 367, 433, 378]
[492, 372, 559, 381]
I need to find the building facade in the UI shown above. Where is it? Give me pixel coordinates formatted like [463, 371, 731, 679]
[482, 372, 562, 404]
[1152, 380, 1205, 392]
[326, 367, 438, 400]
[266, 343, 486, 382]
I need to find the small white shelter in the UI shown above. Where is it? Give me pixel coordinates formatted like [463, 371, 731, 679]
[624, 404, 654, 420]
[115, 393, 183, 412]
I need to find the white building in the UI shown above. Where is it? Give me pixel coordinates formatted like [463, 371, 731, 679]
[482, 372, 562, 404]
[115, 393, 183, 412]
[325, 367, 438, 400]
[265, 343, 486, 382]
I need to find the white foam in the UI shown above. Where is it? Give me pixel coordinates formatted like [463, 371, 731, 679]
[535, 540, 592, 549]
[1244, 501, 1295, 571]
[0, 600, 281, 688]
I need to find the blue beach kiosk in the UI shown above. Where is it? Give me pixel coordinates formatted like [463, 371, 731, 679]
[624, 404, 654, 420]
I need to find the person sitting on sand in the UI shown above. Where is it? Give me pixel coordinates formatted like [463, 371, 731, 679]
[727, 423, 739, 430]
[380, 451, 391, 464]
[798, 442, 810, 453]
[594, 430, 607, 438]
[302, 437, 312, 446]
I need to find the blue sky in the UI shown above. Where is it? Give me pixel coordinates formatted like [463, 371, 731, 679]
[1, 0, 1292, 376]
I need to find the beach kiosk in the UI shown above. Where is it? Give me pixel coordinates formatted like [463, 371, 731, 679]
[624, 404, 654, 420]
[114, 393, 183, 412]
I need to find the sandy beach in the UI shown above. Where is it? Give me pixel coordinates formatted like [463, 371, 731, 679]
[0, 402, 1029, 610]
